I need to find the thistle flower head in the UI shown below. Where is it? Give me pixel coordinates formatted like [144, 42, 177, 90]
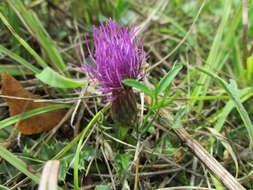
[81, 19, 145, 102]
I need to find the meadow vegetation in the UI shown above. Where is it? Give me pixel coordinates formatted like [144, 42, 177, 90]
[0, 0, 252, 189]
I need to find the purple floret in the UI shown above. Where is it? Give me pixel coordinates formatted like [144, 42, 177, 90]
[81, 19, 145, 102]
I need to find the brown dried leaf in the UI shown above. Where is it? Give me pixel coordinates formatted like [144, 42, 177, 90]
[1, 71, 66, 135]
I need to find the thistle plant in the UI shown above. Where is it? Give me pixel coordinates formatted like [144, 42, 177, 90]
[82, 19, 145, 128]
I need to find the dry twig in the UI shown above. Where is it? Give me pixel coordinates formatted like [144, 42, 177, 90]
[38, 160, 60, 190]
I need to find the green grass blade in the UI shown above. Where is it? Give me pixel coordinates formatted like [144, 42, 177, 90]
[0, 146, 40, 183]
[208, 87, 253, 147]
[214, 88, 253, 132]
[190, 0, 234, 108]
[0, 12, 47, 69]
[0, 185, 10, 190]
[52, 105, 110, 159]
[0, 45, 41, 74]
[0, 146, 63, 190]
[7, 0, 67, 73]
[73, 105, 110, 190]
[197, 67, 253, 146]
[157, 64, 183, 95]
[0, 104, 70, 130]
[210, 174, 224, 190]
[247, 55, 253, 84]
[157, 15, 197, 47]
[8, 6, 21, 55]
[0, 65, 28, 76]
[36, 67, 85, 89]
[231, 38, 243, 78]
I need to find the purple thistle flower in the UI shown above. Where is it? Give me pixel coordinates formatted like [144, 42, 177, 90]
[81, 19, 145, 102]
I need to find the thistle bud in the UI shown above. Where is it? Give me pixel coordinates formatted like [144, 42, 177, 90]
[111, 88, 137, 127]
[81, 19, 145, 127]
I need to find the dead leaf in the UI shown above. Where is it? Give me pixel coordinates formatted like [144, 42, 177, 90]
[1, 71, 66, 135]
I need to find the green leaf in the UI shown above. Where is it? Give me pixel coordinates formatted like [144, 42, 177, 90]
[119, 153, 132, 171]
[174, 107, 186, 122]
[114, 0, 129, 21]
[0, 45, 41, 74]
[123, 79, 153, 97]
[197, 67, 253, 146]
[162, 107, 185, 129]
[115, 152, 133, 178]
[147, 125, 156, 134]
[0, 12, 48, 69]
[157, 64, 183, 95]
[190, 0, 235, 108]
[59, 160, 69, 181]
[0, 65, 28, 76]
[7, 0, 67, 73]
[73, 105, 111, 190]
[0, 146, 63, 190]
[95, 185, 112, 190]
[160, 90, 182, 107]
[247, 55, 253, 83]
[36, 67, 85, 88]
[39, 143, 56, 161]
[0, 146, 40, 184]
[206, 88, 253, 151]
[0, 185, 9, 190]
[213, 88, 253, 133]
[0, 104, 70, 130]
[210, 173, 224, 190]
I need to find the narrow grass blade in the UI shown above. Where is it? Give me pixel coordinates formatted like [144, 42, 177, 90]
[207, 127, 239, 177]
[0, 185, 9, 190]
[206, 88, 253, 149]
[8, 6, 21, 55]
[197, 67, 253, 146]
[214, 88, 253, 133]
[210, 174, 224, 190]
[231, 38, 243, 78]
[73, 105, 110, 190]
[158, 15, 197, 47]
[0, 12, 47, 69]
[36, 67, 85, 89]
[0, 45, 41, 74]
[0, 146, 41, 183]
[0, 146, 63, 190]
[52, 105, 110, 159]
[0, 65, 29, 76]
[7, 0, 67, 73]
[190, 0, 236, 108]
[0, 104, 70, 130]
[247, 55, 253, 84]
[157, 64, 183, 95]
